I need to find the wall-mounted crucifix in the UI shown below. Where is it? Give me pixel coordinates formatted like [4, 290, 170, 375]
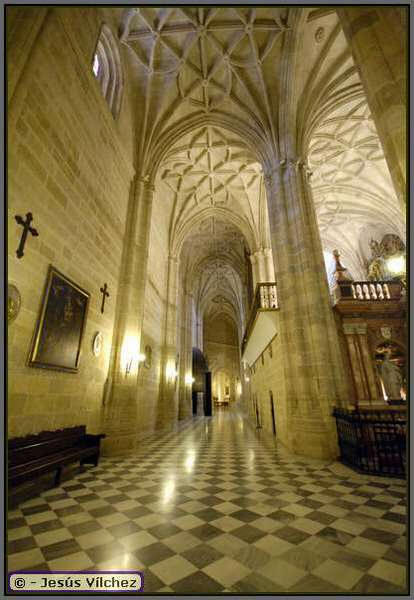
[100, 283, 109, 314]
[15, 212, 39, 258]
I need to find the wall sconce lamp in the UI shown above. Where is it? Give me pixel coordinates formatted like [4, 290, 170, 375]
[166, 361, 179, 382]
[125, 357, 133, 377]
[125, 352, 146, 377]
[122, 333, 146, 378]
[185, 373, 195, 386]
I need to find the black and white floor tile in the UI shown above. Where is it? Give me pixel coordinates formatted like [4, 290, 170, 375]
[8, 411, 407, 594]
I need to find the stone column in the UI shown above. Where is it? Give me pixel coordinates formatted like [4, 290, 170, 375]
[256, 250, 267, 283]
[196, 318, 203, 351]
[178, 291, 193, 421]
[264, 247, 275, 281]
[264, 160, 349, 459]
[249, 253, 259, 291]
[250, 250, 270, 288]
[157, 255, 180, 429]
[103, 177, 154, 454]
[337, 7, 407, 207]
[343, 323, 381, 406]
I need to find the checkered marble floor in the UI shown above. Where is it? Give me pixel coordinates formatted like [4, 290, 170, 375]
[8, 410, 407, 594]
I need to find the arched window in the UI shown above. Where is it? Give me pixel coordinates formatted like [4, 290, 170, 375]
[92, 25, 123, 119]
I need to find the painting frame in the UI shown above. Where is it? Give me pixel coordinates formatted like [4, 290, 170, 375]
[28, 265, 90, 373]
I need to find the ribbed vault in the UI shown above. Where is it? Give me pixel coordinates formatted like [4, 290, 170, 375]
[293, 9, 405, 279]
[118, 6, 405, 312]
[120, 6, 290, 172]
[180, 216, 248, 338]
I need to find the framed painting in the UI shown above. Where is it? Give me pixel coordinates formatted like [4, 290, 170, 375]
[29, 265, 90, 373]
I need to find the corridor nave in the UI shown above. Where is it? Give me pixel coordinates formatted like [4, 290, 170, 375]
[8, 411, 407, 594]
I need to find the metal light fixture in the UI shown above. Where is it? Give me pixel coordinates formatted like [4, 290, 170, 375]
[122, 335, 146, 377]
[166, 361, 179, 382]
[185, 373, 195, 385]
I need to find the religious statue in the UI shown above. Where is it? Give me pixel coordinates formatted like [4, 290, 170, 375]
[368, 258, 385, 281]
[369, 238, 381, 258]
[366, 235, 406, 282]
[367, 238, 386, 281]
[379, 351, 403, 401]
[380, 234, 405, 257]
[332, 249, 352, 282]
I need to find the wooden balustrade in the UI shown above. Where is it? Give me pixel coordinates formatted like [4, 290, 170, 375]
[242, 283, 278, 353]
[334, 280, 403, 303]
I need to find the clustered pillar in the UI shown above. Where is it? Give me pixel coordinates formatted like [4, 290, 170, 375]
[178, 291, 194, 421]
[337, 7, 407, 208]
[157, 255, 180, 430]
[249, 247, 275, 290]
[103, 176, 154, 454]
[264, 160, 350, 459]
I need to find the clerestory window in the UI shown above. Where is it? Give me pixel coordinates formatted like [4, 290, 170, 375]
[92, 25, 123, 119]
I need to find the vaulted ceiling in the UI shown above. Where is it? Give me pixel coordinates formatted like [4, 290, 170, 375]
[160, 126, 269, 253]
[308, 96, 404, 278]
[120, 6, 289, 170]
[158, 125, 269, 334]
[118, 6, 405, 314]
[293, 10, 405, 278]
[179, 216, 248, 335]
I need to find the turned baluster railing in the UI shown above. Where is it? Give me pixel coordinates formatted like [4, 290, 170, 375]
[335, 280, 403, 302]
[242, 283, 278, 353]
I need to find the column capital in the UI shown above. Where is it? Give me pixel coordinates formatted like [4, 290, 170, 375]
[168, 253, 179, 264]
[136, 174, 155, 192]
[263, 158, 313, 183]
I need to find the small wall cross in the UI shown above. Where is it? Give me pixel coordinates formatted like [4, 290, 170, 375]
[15, 212, 39, 258]
[100, 283, 110, 314]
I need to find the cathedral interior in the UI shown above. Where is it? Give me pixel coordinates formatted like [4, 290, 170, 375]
[7, 5, 408, 595]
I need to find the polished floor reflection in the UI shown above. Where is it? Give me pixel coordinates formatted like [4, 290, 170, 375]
[8, 410, 407, 593]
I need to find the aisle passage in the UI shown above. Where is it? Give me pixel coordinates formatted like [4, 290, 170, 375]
[8, 412, 407, 593]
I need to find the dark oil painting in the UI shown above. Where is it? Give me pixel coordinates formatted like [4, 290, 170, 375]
[29, 266, 90, 372]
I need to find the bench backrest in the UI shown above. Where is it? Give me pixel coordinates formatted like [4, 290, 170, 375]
[8, 426, 87, 467]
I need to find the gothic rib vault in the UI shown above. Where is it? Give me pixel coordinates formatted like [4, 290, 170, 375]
[119, 6, 404, 292]
[159, 125, 269, 340]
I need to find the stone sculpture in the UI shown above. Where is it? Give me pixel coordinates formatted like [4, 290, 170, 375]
[379, 351, 403, 400]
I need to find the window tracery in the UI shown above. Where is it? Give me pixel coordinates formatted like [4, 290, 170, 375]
[92, 25, 123, 118]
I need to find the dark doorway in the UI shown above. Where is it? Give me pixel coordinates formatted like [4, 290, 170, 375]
[192, 391, 198, 415]
[254, 394, 261, 429]
[269, 391, 276, 435]
[192, 347, 209, 417]
[204, 372, 212, 416]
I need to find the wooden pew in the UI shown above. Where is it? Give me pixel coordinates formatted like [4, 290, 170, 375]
[8, 426, 105, 488]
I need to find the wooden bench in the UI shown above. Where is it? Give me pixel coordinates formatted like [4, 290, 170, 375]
[8, 426, 106, 488]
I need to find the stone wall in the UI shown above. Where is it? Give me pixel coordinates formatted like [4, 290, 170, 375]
[248, 335, 287, 441]
[8, 8, 135, 437]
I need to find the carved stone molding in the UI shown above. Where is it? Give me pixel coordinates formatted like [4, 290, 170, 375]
[343, 323, 367, 336]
